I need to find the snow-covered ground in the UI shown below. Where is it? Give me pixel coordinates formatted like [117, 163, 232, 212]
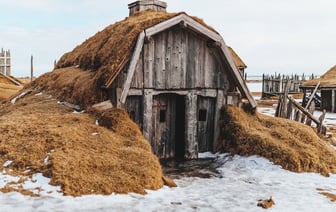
[1, 154, 336, 211]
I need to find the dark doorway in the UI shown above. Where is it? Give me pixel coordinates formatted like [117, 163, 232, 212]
[175, 95, 186, 160]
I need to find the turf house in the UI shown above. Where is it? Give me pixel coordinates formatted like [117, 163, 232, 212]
[54, 0, 256, 160]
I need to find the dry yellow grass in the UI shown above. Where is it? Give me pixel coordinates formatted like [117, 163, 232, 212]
[0, 83, 22, 101]
[302, 65, 336, 86]
[215, 105, 336, 176]
[0, 94, 164, 196]
[29, 10, 217, 107]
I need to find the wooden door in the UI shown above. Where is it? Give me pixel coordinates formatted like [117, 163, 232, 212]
[151, 94, 186, 159]
[152, 94, 176, 158]
[197, 96, 216, 152]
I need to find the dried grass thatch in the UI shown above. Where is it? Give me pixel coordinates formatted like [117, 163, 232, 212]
[0, 94, 164, 196]
[228, 47, 247, 69]
[302, 65, 336, 86]
[29, 10, 217, 107]
[215, 105, 336, 176]
[0, 75, 23, 101]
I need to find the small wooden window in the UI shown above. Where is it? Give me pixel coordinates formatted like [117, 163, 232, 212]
[198, 109, 207, 121]
[160, 110, 166, 122]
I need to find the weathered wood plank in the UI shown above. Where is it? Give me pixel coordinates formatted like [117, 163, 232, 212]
[332, 89, 336, 113]
[145, 14, 221, 42]
[305, 81, 320, 109]
[287, 96, 320, 125]
[120, 31, 145, 104]
[317, 109, 327, 135]
[185, 92, 198, 159]
[305, 101, 315, 126]
[219, 41, 256, 108]
[281, 80, 291, 118]
[143, 38, 154, 88]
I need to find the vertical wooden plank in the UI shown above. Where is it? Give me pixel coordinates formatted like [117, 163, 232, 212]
[305, 101, 315, 126]
[204, 45, 212, 88]
[197, 96, 215, 152]
[154, 33, 166, 89]
[166, 95, 176, 158]
[281, 80, 291, 118]
[144, 38, 154, 88]
[142, 89, 153, 146]
[214, 90, 224, 150]
[130, 51, 144, 88]
[286, 101, 293, 119]
[332, 89, 335, 113]
[164, 30, 173, 89]
[180, 30, 187, 88]
[169, 30, 180, 89]
[124, 96, 143, 129]
[185, 92, 198, 159]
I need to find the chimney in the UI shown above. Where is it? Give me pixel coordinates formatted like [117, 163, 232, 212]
[128, 0, 167, 16]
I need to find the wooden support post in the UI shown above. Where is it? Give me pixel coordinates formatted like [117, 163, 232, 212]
[31, 55, 34, 82]
[331, 89, 336, 113]
[317, 109, 327, 135]
[302, 88, 307, 107]
[262, 74, 265, 98]
[305, 101, 315, 126]
[142, 89, 153, 141]
[185, 92, 198, 159]
[280, 80, 291, 118]
[286, 101, 293, 119]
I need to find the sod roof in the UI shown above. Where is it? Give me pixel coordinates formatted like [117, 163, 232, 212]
[302, 65, 336, 87]
[228, 47, 247, 69]
[30, 10, 248, 107]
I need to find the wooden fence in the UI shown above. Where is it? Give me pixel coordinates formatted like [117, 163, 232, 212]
[275, 81, 326, 135]
[262, 73, 315, 98]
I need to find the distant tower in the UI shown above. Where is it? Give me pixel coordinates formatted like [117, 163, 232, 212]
[5, 49, 10, 76]
[0, 48, 11, 76]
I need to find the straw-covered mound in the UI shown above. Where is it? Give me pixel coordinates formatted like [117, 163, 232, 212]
[215, 105, 336, 176]
[0, 93, 163, 196]
[0, 75, 23, 101]
[302, 65, 336, 86]
[29, 10, 216, 107]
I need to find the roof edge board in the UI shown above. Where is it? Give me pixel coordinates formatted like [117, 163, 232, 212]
[219, 39, 257, 108]
[145, 14, 221, 42]
[119, 31, 146, 105]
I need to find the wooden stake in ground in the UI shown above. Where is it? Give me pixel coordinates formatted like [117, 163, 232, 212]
[31, 55, 34, 82]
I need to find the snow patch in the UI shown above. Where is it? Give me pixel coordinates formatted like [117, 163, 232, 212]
[3, 160, 13, 167]
[1, 155, 336, 211]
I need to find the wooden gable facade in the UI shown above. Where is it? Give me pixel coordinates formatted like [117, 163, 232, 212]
[106, 1, 256, 159]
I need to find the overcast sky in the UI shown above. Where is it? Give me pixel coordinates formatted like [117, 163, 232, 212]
[1, 0, 335, 77]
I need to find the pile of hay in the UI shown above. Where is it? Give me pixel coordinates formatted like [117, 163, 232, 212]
[30, 10, 216, 107]
[0, 75, 23, 101]
[0, 94, 163, 196]
[215, 105, 336, 176]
